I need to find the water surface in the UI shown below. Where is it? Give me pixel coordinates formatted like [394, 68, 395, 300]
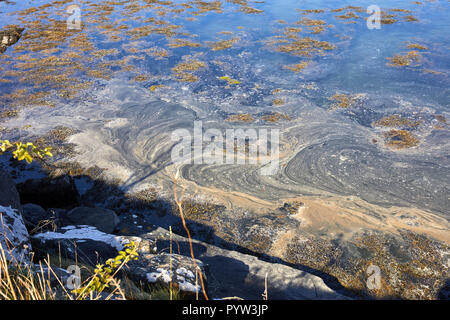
[1, 0, 449, 218]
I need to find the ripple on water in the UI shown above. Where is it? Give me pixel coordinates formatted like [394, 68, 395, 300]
[285, 138, 450, 215]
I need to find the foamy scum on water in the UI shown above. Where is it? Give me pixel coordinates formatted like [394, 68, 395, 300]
[6, 78, 448, 220]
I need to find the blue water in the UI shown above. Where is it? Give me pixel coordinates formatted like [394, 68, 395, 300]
[1, 1, 449, 105]
[0, 0, 449, 214]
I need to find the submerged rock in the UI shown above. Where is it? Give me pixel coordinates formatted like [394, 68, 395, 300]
[0, 25, 24, 54]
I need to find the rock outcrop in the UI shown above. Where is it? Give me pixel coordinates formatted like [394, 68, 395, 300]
[0, 168, 32, 264]
[31, 225, 155, 265]
[31, 225, 206, 296]
[142, 227, 348, 300]
[0, 167, 21, 210]
[0, 205, 32, 264]
[30, 224, 346, 299]
[1, 167, 348, 299]
[58, 206, 120, 233]
[21, 203, 48, 229]
[127, 253, 208, 296]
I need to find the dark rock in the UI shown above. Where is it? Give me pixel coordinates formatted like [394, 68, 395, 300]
[0, 167, 21, 210]
[31, 234, 119, 267]
[32, 264, 71, 289]
[388, 238, 412, 263]
[17, 175, 79, 208]
[59, 206, 120, 233]
[47, 208, 68, 219]
[438, 279, 450, 300]
[115, 213, 155, 236]
[22, 203, 48, 229]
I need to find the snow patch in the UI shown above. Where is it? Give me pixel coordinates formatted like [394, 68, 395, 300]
[0, 205, 31, 264]
[33, 225, 129, 251]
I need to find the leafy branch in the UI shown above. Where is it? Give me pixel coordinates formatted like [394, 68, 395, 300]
[73, 242, 138, 300]
[0, 140, 53, 164]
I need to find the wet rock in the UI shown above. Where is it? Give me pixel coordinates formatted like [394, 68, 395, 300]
[283, 230, 450, 299]
[17, 175, 79, 208]
[388, 237, 412, 263]
[0, 25, 24, 54]
[59, 207, 120, 233]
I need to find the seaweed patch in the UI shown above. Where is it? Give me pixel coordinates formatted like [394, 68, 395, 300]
[383, 129, 419, 149]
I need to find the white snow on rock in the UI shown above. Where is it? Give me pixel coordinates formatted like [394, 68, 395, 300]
[0, 205, 32, 264]
[146, 267, 200, 293]
[147, 268, 173, 283]
[32, 225, 130, 251]
[134, 253, 204, 294]
[177, 267, 195, 279]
